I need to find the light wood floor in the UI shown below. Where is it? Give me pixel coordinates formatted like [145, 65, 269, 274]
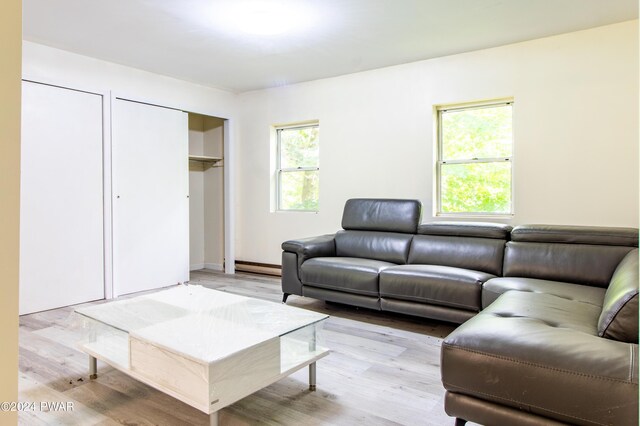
[19, 270, 460, 425]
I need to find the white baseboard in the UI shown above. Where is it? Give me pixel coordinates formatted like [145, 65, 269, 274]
[204, 263, 224, 271]
[190, 263, 205, 271]
[190, 263, 224, 271]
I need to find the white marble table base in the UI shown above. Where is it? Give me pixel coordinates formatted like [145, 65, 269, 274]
[88, 356, 319, 426]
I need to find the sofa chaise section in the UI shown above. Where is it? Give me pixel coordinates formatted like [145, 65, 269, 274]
[441, 227, 639, 426]
[442, 289, 638, 425]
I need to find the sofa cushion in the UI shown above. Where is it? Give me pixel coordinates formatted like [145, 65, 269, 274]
[380, 265, 494, 311]
[511, 224, 639, 247]
[482, 277, 606, 309]
[300, 257, 394, 296]
[341, 198, 422, 233]
[418, 221, 512, 240]
[335, 230, 412, 264]
[442, 291, 639, 425]
[598, 249, 639, 343]
[503, 241, 633, 287]
[408, 235, 505, 276]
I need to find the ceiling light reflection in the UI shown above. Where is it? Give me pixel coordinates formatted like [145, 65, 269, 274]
[217, 0, 314, 36]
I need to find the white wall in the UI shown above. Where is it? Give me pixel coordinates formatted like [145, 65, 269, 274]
[23, 41, 237, 119]
[236, 21, 639, 265]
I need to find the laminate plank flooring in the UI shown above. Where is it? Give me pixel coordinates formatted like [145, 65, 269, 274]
[19, 270, 462, 426]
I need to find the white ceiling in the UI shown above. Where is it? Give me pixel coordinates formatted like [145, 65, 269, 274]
[23, 0, 638, 93]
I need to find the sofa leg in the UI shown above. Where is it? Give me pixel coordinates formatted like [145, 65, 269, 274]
[282, 293, 290, 303]
[454, 418, 467, 426]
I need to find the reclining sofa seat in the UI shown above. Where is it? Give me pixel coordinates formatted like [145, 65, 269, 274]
[441, 225, 639, 426]
[282, 198, 421, 309]
[379, 221, 511, 323]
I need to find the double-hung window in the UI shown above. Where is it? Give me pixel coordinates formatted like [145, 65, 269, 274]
[436, 100, 513, 215]
[276, 123, 320, 211]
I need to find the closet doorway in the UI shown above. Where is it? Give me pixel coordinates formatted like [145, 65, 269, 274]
[187, 113, 225, 273]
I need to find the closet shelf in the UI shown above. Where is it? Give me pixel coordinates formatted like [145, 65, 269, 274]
[189, 155, 223, 164]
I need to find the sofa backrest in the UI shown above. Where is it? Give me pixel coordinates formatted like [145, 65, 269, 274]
[335, 230, 413, 264]
[409, 222, 512, 275]
[417, 222, 512, 240]
[503, 225, 638, 287]
[341, 198, 422, 234]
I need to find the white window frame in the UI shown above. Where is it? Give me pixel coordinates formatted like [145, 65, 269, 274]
[435, 99, 514, 217]
[276, 122, 320, 212]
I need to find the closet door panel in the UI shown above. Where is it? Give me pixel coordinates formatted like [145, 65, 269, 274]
[112, 99, 189, 296]
[20, 81, 104, 314]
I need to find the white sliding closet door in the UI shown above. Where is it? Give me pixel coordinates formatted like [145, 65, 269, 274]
[20, 81, 104, 315]
[112, 99, 189, 296]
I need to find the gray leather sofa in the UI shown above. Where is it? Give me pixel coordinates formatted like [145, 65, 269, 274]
[281, 198, 639, 426]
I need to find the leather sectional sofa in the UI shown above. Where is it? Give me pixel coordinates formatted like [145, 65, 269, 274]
[281, 198, 639, 426]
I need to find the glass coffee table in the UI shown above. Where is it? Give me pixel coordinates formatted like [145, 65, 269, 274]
[74, 286, 329, 425]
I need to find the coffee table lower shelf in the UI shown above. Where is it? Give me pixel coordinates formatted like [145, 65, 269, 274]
[79, 339, 329, 426]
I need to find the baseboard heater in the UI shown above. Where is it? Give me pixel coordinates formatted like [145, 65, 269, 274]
[234, 260, 282, 277]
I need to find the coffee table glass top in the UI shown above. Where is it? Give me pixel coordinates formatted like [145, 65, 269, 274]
[75, 285, 328, 364]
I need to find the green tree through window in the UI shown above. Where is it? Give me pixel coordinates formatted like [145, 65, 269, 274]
[437, 101, 513, 214]
[277, 124, 319, 211]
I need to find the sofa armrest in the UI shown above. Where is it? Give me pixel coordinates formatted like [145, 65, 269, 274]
[282, 234, 336, 264]
[281, 234, 336, 298]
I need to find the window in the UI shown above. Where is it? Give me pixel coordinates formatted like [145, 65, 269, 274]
[436, 100, 513, 215]
[276, 123, 320, 211]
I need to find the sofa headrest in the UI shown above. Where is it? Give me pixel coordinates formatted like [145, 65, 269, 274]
[418, 222, 512, 240]
[511, 225, 638, 247]
[341, 199, 422, 233]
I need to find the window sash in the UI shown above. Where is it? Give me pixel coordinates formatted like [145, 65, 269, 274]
[438, 162, 512, 215]
[277, 169, 320, 212]
[276, 124, 319, 211]
[439, 157, 511, 165]
[279, 166, 320, 172]
[436, 100, 513, 216]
